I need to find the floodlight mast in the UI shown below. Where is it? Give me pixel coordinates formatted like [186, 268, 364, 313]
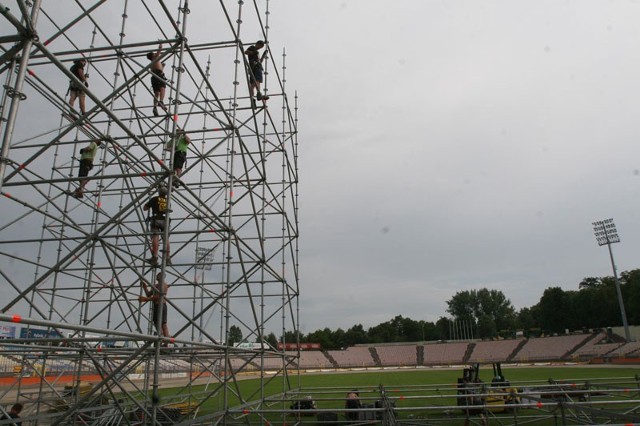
[592, 218, 631, 341]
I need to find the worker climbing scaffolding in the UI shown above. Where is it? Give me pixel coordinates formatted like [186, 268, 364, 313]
[68, 58, 88, 116]
[143, 185, 171, 267]
[147, 44, 168, 117]
[72, 138, 103, 199]
[245, 40, 269, 108]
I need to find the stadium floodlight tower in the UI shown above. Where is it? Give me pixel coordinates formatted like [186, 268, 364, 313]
[592, 218, 631, 341]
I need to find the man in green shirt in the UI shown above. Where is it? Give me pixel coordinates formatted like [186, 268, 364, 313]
[73, 139, 102, 199]
[171, 128, 191, 187]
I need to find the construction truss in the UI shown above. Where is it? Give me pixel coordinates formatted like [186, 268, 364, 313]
[0, 0, 299, 424]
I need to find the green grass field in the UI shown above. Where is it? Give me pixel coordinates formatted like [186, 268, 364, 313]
[165, 365, 640, 424]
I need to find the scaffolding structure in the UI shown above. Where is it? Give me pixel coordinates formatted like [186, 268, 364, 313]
[0, 0, 299, 424]
[279, 378, 640, 426]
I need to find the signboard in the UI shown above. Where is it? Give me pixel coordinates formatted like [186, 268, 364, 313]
[19, 328, 63, 340]
[195, 247, 216, 270]
[277, 342, 321, 351]
[0, 325, 15, 339]
[234, 342, 268, 350]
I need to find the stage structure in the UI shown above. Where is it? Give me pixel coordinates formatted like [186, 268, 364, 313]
[0, 0, 300, 424]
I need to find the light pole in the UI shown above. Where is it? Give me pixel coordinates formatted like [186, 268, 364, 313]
[592, 218, 631, 341]
[195, 246, 215, 342]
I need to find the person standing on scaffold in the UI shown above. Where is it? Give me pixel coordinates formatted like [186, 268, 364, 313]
[165, 127, 191, 188]
[139, 272, 171, 345]
[245, 40, 269, 108]
[143, 185, 171, 266]
[72, 138, 102, 199]
[68, 58, 88, 116]
[147, 44, 168, 117]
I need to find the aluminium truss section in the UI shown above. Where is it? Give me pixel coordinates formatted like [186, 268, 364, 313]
[0, 0, 299, 424]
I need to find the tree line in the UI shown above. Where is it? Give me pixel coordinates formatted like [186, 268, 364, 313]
[256, 269, 640, 350]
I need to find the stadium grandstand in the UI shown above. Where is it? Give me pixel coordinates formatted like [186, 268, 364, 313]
[326, 346, 375, 368]
[375, 344, 418, 367]
[423, 341, 469, 366]
[572, 331, 624, 359]
[513, 333, 593, 362]
[236, 328, 640, 372]
[467, 338, 525, 363]
[5, 329, 635, 381]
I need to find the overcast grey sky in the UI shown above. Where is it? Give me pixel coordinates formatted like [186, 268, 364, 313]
[2, 1, 640, 338]
[265, 1, 640, 332]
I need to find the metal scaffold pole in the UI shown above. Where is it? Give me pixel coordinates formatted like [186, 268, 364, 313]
[0, 1, 300, 424]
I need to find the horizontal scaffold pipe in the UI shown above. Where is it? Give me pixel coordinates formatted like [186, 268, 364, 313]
[0, 313, 229, 351]
[2, 171, 166, 186]
[0, 227, 233, 245]
[28, 38, 180, 62]
[25, 39, 240, 67]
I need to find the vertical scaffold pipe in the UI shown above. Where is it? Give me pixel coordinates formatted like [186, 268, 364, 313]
[0, 0, 43, 191]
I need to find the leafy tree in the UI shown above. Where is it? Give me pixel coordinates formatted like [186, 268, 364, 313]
[446, 291, 476, 322]
[333, 328, 346, 349]
[263, 268, 640, 348]
[531, 270, 640, 333]
[569, 277, 623, 329]
[620, 269, 640, 325]
[434, 317, 451, 340]
[578, 277, 601, 289]
[228, 325, 242, 346]
[368, 321, 396, 343]
[446, 288, 516, 339]
[306, 328, 337, 349]
[344, 324, 367, 346]
[476, 288, 516, 333]
[400, 317, 423, 342]
[536, 287, 570, 334]
[477, 314, 496, 338]
[515, 307, 535, 332]
[420, 320, 438, 341]
[282, 330, 304, 345]
[265, 332, 278, 349]
[587, 277, 626, 328]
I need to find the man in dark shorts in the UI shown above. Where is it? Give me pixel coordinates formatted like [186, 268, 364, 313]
[68, 59, 88, 115]
[73, 139, 102, 199]
[244, 40, 268, 106]
[139, 272, 170, 342]
[143, 185, 171, 266]
[169, 128, 191, 187]
[147, 44, 167, 117]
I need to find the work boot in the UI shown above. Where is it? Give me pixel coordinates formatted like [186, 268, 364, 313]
[256, 92, 263, 101]
[153, 107, 159, 117]
[165, 256, 172, 266]
[146, 256, 158, 267]
[73, 189, 83, 199]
